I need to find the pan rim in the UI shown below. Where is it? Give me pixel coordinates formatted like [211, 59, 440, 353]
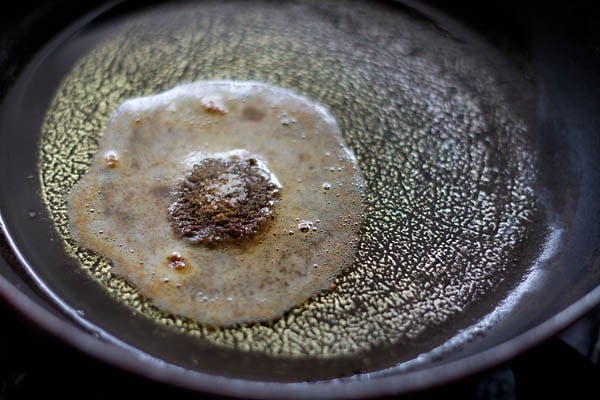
[2, 216, 600, 398]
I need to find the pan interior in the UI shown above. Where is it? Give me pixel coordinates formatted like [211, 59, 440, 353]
[5, 0, 546, 382]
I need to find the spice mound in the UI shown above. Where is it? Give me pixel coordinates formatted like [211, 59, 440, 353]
[169, 151, 281, 244]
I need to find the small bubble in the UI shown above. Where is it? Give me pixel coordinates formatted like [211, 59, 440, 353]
[322, 182, 331, 190]
[288, 230, 295, 235]
[104, 151, 119, 168]
[98, 229, 104, 234]
[201, 98, 227, 114]
[298, 220, 315, 233]
[167, 252, 187, 270]
[163, 277, 170, 283]
[313, 264, 319, 268]
[279, 112, 297, 126]
[28, 211, 37, 218]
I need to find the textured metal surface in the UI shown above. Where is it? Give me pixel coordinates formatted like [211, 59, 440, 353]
[39, 0, 540, 362]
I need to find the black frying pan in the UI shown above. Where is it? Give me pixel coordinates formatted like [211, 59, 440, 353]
[1, 0, 600, 398]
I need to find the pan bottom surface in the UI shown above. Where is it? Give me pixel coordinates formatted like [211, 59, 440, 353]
[1, 0, 551, 383]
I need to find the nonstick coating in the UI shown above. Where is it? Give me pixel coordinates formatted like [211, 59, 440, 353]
[1, 0, 600, 398]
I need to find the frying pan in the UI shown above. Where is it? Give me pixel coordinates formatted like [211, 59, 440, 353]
[1, 0, 599, 398]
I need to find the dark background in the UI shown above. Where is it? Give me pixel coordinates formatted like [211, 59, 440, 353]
[1, 297, 598, 399]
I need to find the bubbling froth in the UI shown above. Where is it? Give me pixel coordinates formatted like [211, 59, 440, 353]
[67, 80, 365, 326]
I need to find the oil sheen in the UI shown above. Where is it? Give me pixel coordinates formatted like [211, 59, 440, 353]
[40, 0, 541, 362]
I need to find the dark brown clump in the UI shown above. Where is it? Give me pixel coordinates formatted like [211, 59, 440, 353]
[168, 156, 280, 244]
[242, 106, 265, 121]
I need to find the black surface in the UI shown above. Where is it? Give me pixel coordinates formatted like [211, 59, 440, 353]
[1, 297, 598, 399]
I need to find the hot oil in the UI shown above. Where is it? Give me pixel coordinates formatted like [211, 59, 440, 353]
[38, 0, 542, 375]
